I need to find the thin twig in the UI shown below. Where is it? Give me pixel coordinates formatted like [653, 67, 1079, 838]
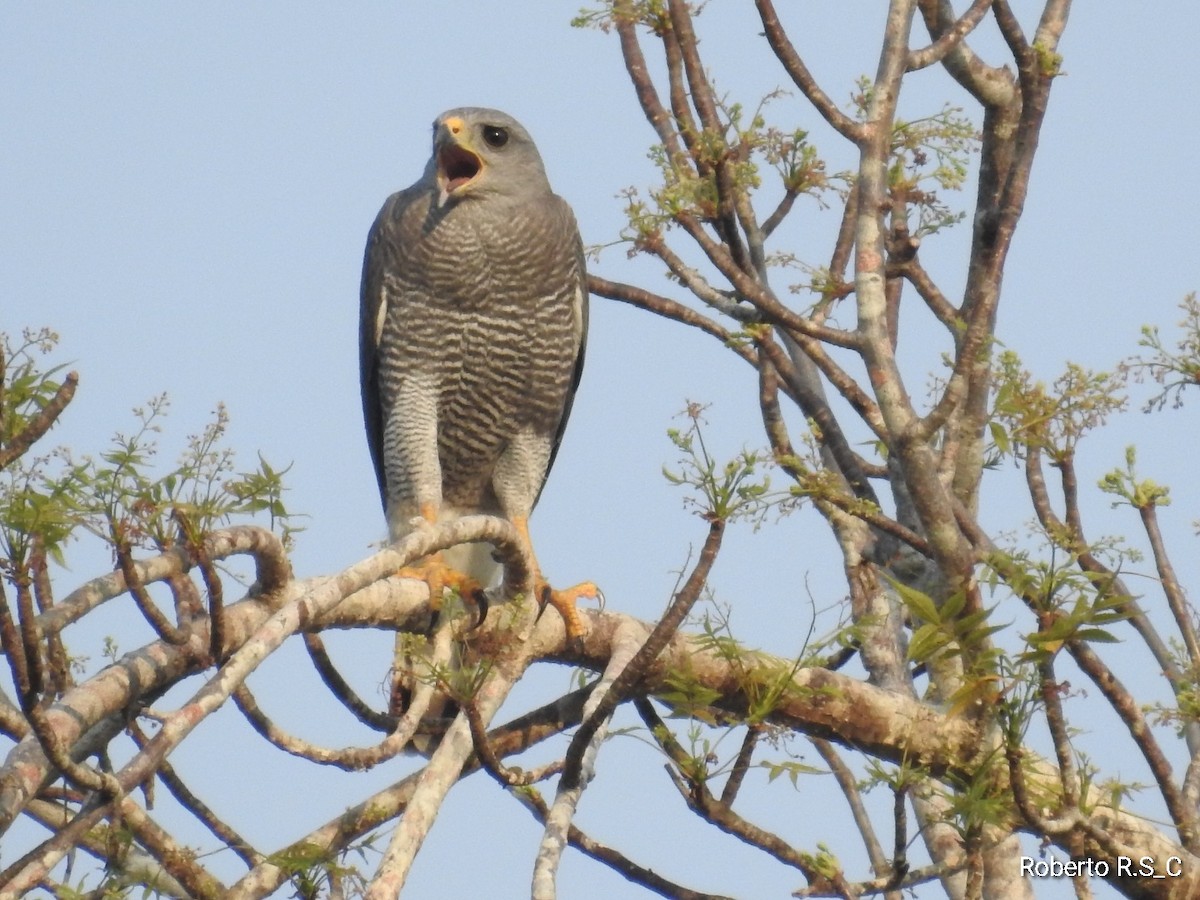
[303, 633, 394, 732]
[754, 0, 865, 141]
[534, 520, 725, 897]
[115, 541, 188, 646]
[128, 720, 262, 868]
[813, 737, 898, 895]
[515, 784, 734, 900]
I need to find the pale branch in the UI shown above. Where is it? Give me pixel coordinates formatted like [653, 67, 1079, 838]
[0, 689, 26, 741]
[227, 687, 592, 898]
[366, 671, 525, 893]
[0, 517, 527, 895]
[22, 799, 192, 899]
[906, 0, 992, 71]
[35, 524, 290, 637]
[3, 790, 224, 900]
[5, 523, 1195, 895]
[1033, 0, 1072, 48]
[844, 556, 912, 696]
[532, 618, 645, 899]
[365, 520, 546, 895]
[855, 0, 980, 587]
[908, 783, 971, 900]
[1184, 754, 1200, 818]
[231, 675, 411, 771]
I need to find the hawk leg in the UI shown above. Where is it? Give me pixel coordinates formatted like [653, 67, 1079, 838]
[390, 503, 485, 724]
[512, 514, 599, 645]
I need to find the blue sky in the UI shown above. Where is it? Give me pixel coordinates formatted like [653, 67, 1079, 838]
[2, 4, 1199, 898]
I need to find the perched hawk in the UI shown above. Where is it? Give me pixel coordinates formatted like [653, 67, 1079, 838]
[360, 107, 595, 645]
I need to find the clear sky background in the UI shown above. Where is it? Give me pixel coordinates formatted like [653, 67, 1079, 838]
[2, 4, 1198, 898]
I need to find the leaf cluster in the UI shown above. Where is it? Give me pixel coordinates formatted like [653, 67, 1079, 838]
[1122, 292, 1200, 412]
[663, 404, 781, 523]
[991, 350, 1127, 460]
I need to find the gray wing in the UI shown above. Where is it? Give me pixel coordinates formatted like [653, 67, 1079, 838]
[533, 226, 589, 510]
[359, 190, 407, 511]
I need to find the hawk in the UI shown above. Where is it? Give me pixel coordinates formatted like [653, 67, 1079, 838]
[360, 107, 595, 646]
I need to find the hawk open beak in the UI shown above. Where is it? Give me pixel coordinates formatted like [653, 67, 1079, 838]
[435, 118, 483, 207]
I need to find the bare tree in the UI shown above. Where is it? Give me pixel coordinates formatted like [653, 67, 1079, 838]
[3, 2, 1200, 898]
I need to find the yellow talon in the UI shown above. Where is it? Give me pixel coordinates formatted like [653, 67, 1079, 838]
[538, 579, 600, 645]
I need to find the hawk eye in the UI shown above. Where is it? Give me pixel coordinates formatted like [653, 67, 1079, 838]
[482, 125, 509, 148]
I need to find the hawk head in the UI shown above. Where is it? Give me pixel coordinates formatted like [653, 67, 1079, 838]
[430, 108, 550, 207]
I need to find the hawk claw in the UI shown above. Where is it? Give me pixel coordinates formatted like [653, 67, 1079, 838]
[468, 587, 489, 630]
[534, 578, 600, 651]
[397, 553, 483, 618]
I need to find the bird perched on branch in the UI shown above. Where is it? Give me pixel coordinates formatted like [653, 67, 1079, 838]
[360, 107, 597, 668]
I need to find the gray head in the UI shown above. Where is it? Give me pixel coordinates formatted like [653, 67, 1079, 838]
[427, 107, 551, 208]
